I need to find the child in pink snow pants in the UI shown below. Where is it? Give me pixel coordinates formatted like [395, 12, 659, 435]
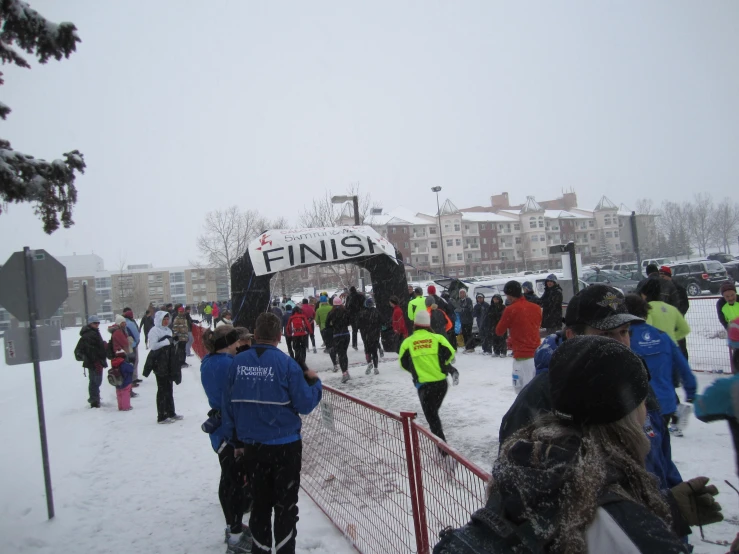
[111, 353, 134, 411]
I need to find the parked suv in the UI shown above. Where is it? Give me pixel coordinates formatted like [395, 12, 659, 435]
[669, 260, 729, 296]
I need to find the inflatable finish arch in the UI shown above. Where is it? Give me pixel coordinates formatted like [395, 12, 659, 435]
[231, 226, 410, 333]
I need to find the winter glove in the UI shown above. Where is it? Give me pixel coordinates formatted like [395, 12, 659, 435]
[671, 476, 722, 526]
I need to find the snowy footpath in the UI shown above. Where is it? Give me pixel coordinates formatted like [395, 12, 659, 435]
[0, 328, 355, 554]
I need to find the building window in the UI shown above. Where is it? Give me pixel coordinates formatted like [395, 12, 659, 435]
[432, 256, 439, 263]
[483, 252, 488, 259]
[467, 253, 472, 260]
[480, 224, 486, 230]
[614, 231, 619, 238]
[606, 232, 612, 238]
[590, 233, 596, 240]
[532, 236, 538, 242]
[447, 254, 453, 260]
[391, 227, 396, 234]
[492, 237, 497, 244]
[515, 237, 521, 244]
[538, 221, 544, 228]
[446, 239, 453, 247]
[170, 272, 185, 284]
[404, 242, 409, 248]
[529, 217, 537, 229]
[513, 224, 520, 231]
[482, 238, 487, 244]
[589, 220, 594, 228]
[604, 216, 611, 225]
[454, 224, 460, 231]
[492, 252, 498, 258]
[430, 241, 438, 249]
[455, 239, 461, 246]
[464, 225, 469, 231]
[541, 249, 546, 255]
[429, 227, 437, 234]
[540, 235, 545, 241]
[457, 253, 463, 260]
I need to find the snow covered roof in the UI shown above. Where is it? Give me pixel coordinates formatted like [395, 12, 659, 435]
[520, 196, 544, 213]
[459, 211, 518, 222]
[542, 209, 591, 220]
[594, 195, 618, 211]
[365, 206, 434, 226]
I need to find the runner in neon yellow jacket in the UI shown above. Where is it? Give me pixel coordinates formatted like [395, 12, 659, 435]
[399, 310, 458, 442]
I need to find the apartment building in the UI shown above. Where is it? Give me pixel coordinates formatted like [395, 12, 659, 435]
[367, 192, 654, 278]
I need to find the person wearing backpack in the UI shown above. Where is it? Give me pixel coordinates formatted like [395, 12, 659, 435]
[74, 315, 108, 408]
[286, 305, 311, 367]
[435, 336, 717, 554]
[110, 349, 134, 411]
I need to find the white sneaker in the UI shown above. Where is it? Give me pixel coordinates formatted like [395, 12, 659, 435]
[341, 372, 351, 383]
[313, 347, 317, 354]
[365, 362, 373, 375]
[333, 364, 340, 373]
[463, 349, 475, 355]
[374, 367, 379, 375]
[379, 349, 385, 359]
[452, 374, 459, 386]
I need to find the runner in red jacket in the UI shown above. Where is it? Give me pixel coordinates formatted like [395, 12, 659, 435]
[299, 299, 317, 354]
[287, 306, 312, 367]
[495, 281, 542, 394]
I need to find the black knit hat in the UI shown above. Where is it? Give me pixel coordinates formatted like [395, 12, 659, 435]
[565, 285, 643, 331]
[549, 335, 649, 425]
[503, 280, 522, 297]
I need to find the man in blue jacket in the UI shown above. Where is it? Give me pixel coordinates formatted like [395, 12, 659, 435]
[221, 312, 322, 554]
[624, 294, 697, 429]
[122, 308, 141, 385]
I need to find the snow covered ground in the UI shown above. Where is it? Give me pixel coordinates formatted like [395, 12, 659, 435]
[3, 323, 739, 554]
[0, 327, 355, 554]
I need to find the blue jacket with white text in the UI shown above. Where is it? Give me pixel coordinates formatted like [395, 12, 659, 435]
[220, 344, 322, 446]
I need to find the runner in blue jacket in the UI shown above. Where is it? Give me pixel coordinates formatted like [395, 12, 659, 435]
[199, 325, 253, 552]
[221, 312, 321, 554]
[630, 320, 696, 417]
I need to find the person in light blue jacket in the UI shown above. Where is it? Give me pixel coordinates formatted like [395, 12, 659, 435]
[695, 348, 739, 476]
[221, 312, 321, 554]
[200, 324, 253, 552]
[122, 307, 141, 384]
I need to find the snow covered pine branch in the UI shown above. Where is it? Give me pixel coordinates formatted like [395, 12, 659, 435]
[0, 0, 84, 233]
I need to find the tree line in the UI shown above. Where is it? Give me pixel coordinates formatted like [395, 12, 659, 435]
[636, 193, 739, 259]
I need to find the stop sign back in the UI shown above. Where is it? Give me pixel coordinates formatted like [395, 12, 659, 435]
[0, 249, 68, 321]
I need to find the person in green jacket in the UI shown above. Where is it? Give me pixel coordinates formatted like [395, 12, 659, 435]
[641, 279, 690, 344]
[314, 295, 333, 352]
[407, 287, 426, 323]
[399, 310, 458, 442]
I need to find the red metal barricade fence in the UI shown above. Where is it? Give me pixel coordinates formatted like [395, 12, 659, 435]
[300, 386, 490, 554]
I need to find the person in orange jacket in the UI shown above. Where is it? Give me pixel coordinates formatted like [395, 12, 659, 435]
[495, 281, 542, 394]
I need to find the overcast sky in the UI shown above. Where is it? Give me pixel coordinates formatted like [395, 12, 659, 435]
[1, 0, 737, 269]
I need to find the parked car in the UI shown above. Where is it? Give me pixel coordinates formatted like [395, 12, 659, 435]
[623, 270, 646, 281]
[707, 253, 735, 264]
[582, 271, 640, 293]
[668, 260, 729, 296]
[722, 261, 739, 283]
[612, 262, 639, 273]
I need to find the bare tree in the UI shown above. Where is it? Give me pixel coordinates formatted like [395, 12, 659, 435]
[196, 206, 271, 270]
[657, 201, 692, 258]
[687, 193, 716, 257]
[712, 198, 739, 253]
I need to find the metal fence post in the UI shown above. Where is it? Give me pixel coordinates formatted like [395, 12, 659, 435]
[401, 411, 429, 554]
[409, 419, 430, 554]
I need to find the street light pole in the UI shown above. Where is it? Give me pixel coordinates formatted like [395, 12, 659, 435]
[331, 194, 364, 292]
[431, 186, 446, 275]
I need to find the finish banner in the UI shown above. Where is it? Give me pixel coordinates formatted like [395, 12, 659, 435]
[248, 226, 398, 276]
